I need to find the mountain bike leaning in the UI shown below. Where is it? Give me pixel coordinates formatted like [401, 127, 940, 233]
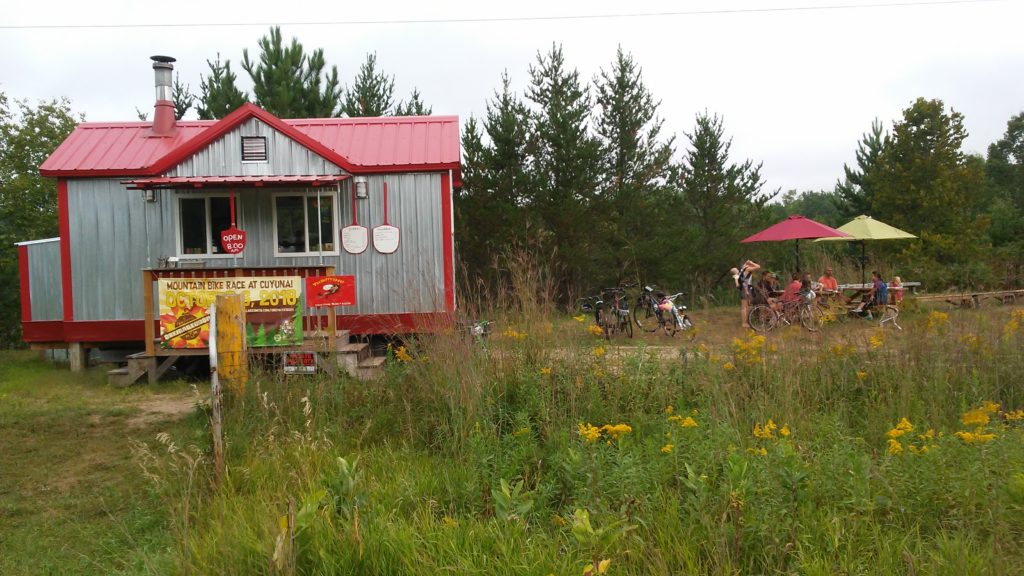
[634, 285, 694, 336]
[581, 286, 634, 340]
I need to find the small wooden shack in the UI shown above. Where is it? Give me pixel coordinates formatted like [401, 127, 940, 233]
[17, 56, 460, 377]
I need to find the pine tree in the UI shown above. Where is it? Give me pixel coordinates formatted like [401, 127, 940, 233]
[196, 54, 249, 120]
[592, 46, 675, 286]
[835, 119, 887, 218]
[241, 27, 341, 118]
[678, 112, 772, 292]
[394, 88, 432, 116]
[171, 73, 195, 120]
[525, 44, 603, 291]
[341, 53, 395, 117]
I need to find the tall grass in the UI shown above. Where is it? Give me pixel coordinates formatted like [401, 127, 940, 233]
[140, 257, 1024, 575]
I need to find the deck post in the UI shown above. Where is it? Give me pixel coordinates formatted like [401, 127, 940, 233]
[68, 342, 87, 372]
[215, 293, 248, 394]
[143, 270, 155, 357]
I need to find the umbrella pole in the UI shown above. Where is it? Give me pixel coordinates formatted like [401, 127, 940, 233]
[795, 239, 801, 273]
[861, 242, 867, 285]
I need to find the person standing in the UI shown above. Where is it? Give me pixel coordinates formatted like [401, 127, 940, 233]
[731, 260, 760, 328]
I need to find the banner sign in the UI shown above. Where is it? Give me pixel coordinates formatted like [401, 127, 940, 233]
[158, 276, 303, 349]
[305, 275, 356, 308]
[283, 352, 317, 374]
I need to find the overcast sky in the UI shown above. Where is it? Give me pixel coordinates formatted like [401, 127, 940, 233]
[2, 0, 1022, 192]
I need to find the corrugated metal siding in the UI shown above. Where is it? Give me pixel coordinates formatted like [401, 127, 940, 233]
[27, 240, 62, 321]
[67, 173, 445, 321]
[169, 118, 347, 178]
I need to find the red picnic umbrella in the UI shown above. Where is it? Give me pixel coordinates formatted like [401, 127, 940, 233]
[740, 214, 851, 272]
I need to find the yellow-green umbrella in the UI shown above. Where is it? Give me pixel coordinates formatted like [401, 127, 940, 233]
[815, 215, 917, 283]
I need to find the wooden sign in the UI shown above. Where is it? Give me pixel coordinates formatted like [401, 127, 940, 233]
[373, 181, 400, 254]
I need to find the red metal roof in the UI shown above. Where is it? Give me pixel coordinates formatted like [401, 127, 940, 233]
[123, 175, 351, 189]
[40, 103, 461, 177]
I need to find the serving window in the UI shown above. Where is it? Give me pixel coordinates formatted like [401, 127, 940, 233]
[178, 195, 233, 255]
[273, 191, 337, 256]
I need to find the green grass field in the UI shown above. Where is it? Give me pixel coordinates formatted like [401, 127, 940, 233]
[3, 301, 1024, 575]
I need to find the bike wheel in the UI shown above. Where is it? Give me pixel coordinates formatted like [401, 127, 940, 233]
[800, 304, 823, 332]
[680, 314, 694, 330]
[623, 310, 634, 338]
[748, 305, 774, 333]
[634, 298, 660, 332]
[599, 308, 613, 340]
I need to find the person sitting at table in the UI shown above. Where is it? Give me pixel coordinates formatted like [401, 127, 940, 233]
[890, 276, 903, 304]
[817, 266, 839, 295]
[853, 270, 888, 319]
[780, 272, 802, 303]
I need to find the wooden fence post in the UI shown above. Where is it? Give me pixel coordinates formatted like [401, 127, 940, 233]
[216, 293, 248, 394]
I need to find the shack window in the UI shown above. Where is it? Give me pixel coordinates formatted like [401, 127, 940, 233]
[273, 192, 336, 255]
[241, 136, 268, 162]
[178, 196, 234, 255]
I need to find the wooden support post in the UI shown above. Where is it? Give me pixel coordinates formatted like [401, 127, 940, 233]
[68, 342, 87, 372]
[143, 270, 155, 357]
[209, 302, 224, 488]
[215, 293, 248, 395]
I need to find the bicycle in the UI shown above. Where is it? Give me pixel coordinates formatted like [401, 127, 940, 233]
[748, 293, 823, 333]
[582, 287, 634, 340]
[634, 286, 693, 336]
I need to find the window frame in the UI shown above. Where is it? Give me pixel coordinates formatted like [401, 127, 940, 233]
[174, 192, 238, 259]
[271, 189, 340, 258]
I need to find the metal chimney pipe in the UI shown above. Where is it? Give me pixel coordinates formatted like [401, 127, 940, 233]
[150, 55, 177, 136]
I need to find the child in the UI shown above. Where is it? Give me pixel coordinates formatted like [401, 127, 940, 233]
[890, 276, 903, 304]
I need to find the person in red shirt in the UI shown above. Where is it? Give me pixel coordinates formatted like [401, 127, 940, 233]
[817, 267, 839, 294]
[780, 272, 802, 302]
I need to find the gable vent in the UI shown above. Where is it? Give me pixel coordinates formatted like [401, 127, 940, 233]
[241, 136, 268, 162]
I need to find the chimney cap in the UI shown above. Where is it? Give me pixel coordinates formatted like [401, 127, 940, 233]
[150, 55, 176, 64]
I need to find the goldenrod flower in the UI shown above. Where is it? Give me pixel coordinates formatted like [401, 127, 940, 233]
[955, 430, 996, 444]
[578, 423, 601, 443]
[745, 447, 767, 456]
[981, 401, 1001, 414]
[539, 367, 552, 375]
[601, 423, 632, 440]
[887, 439, 903, 455]
[661, 443, 674, 454]
[925, 310, 949, 332]
[722, 362, 735, 371]
[573, 314, 586, 322]
[869, 334, 885, 350]
[961, 408, 990, 428]
[1005, 409, 1024, 422]
[593, 346, 606, 358]
[886, 417, 914, 438]
[588, 324, 604, 336]
[856, 371, 868, 381]
[780, 424, 791, 437]
[681, 416, 699, 428]
[665, 405, 674, 415]
[394, 346, 413, 362]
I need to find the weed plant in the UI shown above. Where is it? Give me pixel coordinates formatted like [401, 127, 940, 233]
[141, 259, 1024, 575]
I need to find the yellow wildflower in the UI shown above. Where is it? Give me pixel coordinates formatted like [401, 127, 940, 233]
[780, 424, 791, 437]
[394, 346, 413, 362]
[1005, 409, 1024, 422]
[908, 444, 928, 455]
[887, 439, 903, 455]
[696, 343, 709, 354]
[573, 314, 586, 322]
[918, 428, 935, 442]
[588, 324, 604, 336]
[681, 416, 699, 428]
[981, 401, 1001, 414]
[539, 367, 552, 376]
[577, 423, 601, 443]
[856, 371, 868, 381]
[961, 408, 990, 428]
[597, 559, 611, 575]
[665, 405, 674, 415]
[925, 310, 949, 332]
[869, 334, 884, 350]
[886, 417, 914, 438]
[722, 362, 735, 371]
[502, 328, 528, 340]
[661, 443, 674, 454]
[601, 423, 633, 440]
[593, 346, 606, 358]
[955, 430, 996, 444]
[745, 447, 768, 456]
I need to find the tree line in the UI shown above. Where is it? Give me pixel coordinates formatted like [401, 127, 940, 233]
[1, 27, 1023, 346]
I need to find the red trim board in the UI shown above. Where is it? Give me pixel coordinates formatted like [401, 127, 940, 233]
[18, 245, 31, 322]
[58, 179, 73, 322]
[441, 172, 455, 311]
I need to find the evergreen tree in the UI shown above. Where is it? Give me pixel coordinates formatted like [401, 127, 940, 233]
[0, 94, 79, 346]
[341, 53, 395, 117]
[525, 44, 603, 292]
[835, 119, 887, 218]
[871, 98, 989, 285]
[678, 112, 772, 292]
[241, 27, 342, 118]
[592, 46, 675, 287]
[196, 54, 249, 120]
[394, 88, 432, 116]
[171, 73, 195, 120]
